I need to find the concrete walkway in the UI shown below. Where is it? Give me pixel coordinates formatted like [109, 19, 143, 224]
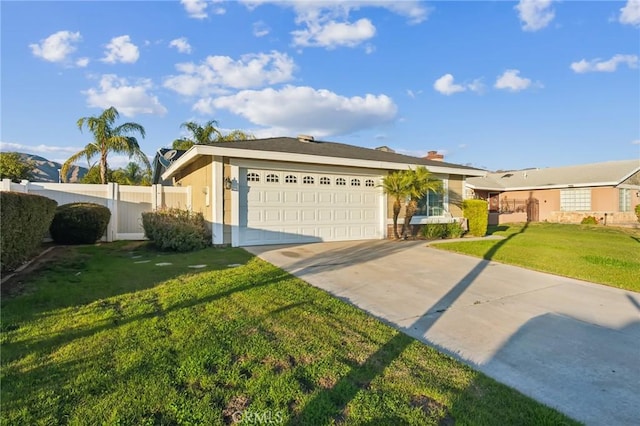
[246, 239, 640, 426]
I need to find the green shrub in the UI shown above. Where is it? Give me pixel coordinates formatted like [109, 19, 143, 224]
[635, 204, 640, 223]
[49, 203, 111, 244]
[447, 221, 465, 238]
[141, 208, 211, 252]
[1, 191, 57, 271]
[580, 215, 598, 225]
[462, 199, 488, 237]
[422, 223, 447, 239]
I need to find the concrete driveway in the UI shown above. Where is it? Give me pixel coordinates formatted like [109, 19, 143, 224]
[246, 239, 640, 426]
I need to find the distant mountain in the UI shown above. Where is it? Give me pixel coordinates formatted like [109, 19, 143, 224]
[15, 153, 88, 183]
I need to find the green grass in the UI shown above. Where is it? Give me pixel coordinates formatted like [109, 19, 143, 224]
[434, 222, 640, 291]
[1, 242, 578, 425]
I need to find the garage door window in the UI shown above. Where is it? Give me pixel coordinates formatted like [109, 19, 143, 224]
[247, 173, 260, 182]
[336, 178, 346, 186]
[351, 178, 360, 186]
[266, 174, 279, 183]
[285, 175, 297, 184]
[303, 176, 314, 184]
[320, 177, 331, 185]
[365, 179, 375, 187]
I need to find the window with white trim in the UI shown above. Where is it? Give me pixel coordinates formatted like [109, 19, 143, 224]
[365, 179, 375, 187]
[285, 175, 297, 184]
[417, 191, 445, 216]
[350, 178, 360, 186]
[619, 188, 631, 212]
[320, 177, 331, 185]
[336, 178, 346, 186]
[247, 172, 260, 182]
[560, 188, 591, 211]
[303, 176, 314, 184]
[266, 174, 279, 183]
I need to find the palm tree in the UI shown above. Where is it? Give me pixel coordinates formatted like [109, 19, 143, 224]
[62, 106, 149, 184]
[402, 166, 443, 239]
[380, 171, 412, 239]
[216, 129, 256, 142]
[172, 120, 222, 150]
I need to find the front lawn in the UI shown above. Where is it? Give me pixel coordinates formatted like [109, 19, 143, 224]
[433, 223, 640, 292]
[1, 242, 578, 425]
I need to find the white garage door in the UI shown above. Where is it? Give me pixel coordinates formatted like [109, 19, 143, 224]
[239, 168, 382, 246]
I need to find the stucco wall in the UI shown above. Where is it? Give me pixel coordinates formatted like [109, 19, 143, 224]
[223, 161, 231, 245]
[175, 156, 213, 221]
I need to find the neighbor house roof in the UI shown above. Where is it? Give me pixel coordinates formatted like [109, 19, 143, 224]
[152, 148, 186, 184]
[466, 159, 640, 191]
[161, 137, 485, 181]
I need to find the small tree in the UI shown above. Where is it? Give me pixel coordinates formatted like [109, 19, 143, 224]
[402, 167, 443, 239]
[0, 152, 34, 182]
[635, 204, 640, 223]
[379, 171, 412, 239]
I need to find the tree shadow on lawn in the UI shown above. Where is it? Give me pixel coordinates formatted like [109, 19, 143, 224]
[1, 264, 290, 366]
[291, 223, 531, 425]
[1, 242, 254, 323]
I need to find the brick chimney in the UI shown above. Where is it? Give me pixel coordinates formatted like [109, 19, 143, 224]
[425, 150, 444, 161]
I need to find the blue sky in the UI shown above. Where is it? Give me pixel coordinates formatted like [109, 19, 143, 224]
[1, 0, 639, 172]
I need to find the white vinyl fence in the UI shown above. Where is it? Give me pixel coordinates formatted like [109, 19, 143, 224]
[1, 179, 191, 241]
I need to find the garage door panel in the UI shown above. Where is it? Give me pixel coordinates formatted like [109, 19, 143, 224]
[239, 168, 381, 246]
[318, 193, 332, 203]
[264, 210, 280, 222]
[264, 191, 281, 203]
[301, 192, 316, 203]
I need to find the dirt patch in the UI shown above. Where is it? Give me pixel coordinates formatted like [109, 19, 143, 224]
[1, 245, 74, 297]
[410, 395, 455, 426]
[222, 395, 251, 424]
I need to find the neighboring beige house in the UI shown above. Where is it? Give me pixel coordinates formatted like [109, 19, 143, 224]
[159, 136, 485, 246]
[466, 159, 640, 226]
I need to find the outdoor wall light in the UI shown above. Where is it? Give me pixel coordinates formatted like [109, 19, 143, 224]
[224, 177, 232, 190]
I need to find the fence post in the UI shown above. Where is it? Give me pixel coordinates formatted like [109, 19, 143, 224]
[186, 185, 192, 211]
[151, 184, 158, 210]
[156, 184, 163, 209]
[20, 180, 30, 193]
[1, 178, 11, 191]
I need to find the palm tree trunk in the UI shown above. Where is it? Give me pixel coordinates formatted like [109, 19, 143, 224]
[402, 199, 418, 239]
[100, 149, 108, 184]
[392, 199, 401, 239]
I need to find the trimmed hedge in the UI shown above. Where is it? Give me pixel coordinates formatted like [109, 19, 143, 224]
[1, 191, 57, 271]
[580, 216, 598, 225]
[462, 199, 488, 237]
[49, 203, 111, 244]
[142, 208, 211, 252]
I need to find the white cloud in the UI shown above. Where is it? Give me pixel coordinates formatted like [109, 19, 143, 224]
[632, 139, 640, 145]
[181, 0, 209, 19]
[75, 57, 90, 67]
[83, 74, 167, 117]
[292, 18, 376, 49]
[194, 85, 397, 137]
[169, 37, 192, 54]
[243, 1, 429, 49]
[0, 141, 80, 155]
[253, 21, 270, 37]
[433, 74, 484, 95]
[433, 74, 466, 95]
[620, 0, 640, 26]
[571, 54, 639, 73]
[101, 35, 140, 64]
[494, 69, 538, 92]
[29, 30, 82, 64]
[515, 0, 555, 31]
[163, 51, 296, 96]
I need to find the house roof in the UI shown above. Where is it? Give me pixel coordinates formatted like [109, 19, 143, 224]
[466, 159, 640, 191]
[152, 148, 186, 184]
[161, 137, 485, 181]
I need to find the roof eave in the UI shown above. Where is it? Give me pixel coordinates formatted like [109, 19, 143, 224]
[161, 145, 486, 180]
